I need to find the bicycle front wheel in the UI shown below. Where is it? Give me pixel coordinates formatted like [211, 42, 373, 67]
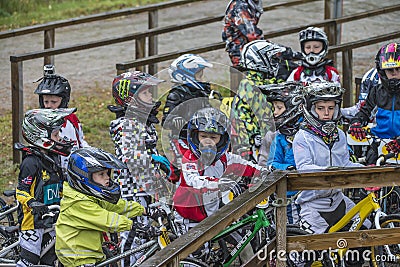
[382, 187, 400, 215]
[371, 214, 400, 267]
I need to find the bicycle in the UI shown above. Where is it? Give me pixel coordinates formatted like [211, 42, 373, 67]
[0, 205, 60, 265]
[95, 200, 178, 267]
[345, 130, 400, 215]
[0, 191, 18, 229]
[308, 154, 400, 267]
[178, 195, 311, 267]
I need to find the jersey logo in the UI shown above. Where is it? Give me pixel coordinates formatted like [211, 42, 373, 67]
[22, 176, 33, 185]
[43, 183, 61, 205]
[42, 170, 50, 182]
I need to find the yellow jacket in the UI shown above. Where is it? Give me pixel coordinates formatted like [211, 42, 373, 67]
[55, 182, 144, 266]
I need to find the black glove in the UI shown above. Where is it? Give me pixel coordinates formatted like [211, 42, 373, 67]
[218, 178, 242, 197]
[172, 117, 186, 130]
[29, 201, 49, 218]
[286, 165, 296, 171]
[146, 207, 165, 221]
[386, 138, 400, 154]
[348, 122, 366, 141]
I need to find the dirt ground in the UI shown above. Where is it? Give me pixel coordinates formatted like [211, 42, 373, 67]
[0, 0, 400, 115]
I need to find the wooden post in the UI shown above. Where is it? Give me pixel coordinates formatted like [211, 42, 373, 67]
[148, 10, 158, 75]
[44, 29, 55, 65]
[135, 38, 146, 72]
[342, 49, 353, 107]
[11, 61, 24, 164]
[275, 178, 287, 267]
[324, 0, 337, 63]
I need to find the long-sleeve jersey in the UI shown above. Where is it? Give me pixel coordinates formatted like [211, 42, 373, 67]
[110, 116, 159, 198]
[231, 73, 275, 156]
[56, 183, 143, 266]
[293, 128, 363, 204]
[60, 113, 90, 171]
[267, 133, 298, 197]
[287, 62, 340, 84]
[353, 84, 400, 139]
[222, 0, 263, 65]
[161, 83, 212, 139]
[173, 150, 263, 222]
[16, 151, 63, 230]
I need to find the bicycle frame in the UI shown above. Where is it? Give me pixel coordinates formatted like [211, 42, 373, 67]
[96, 215, 173, 267]
[211, 208, 271, 267]
[328, 191, 384, 261]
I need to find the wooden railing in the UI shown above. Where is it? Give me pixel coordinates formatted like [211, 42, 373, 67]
[8, 0, 326, 164]
[1, 0, 198, 67]
[115, 4, 400, 106]
[141, 167, 400, 267]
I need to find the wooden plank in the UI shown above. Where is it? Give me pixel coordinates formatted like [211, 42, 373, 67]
[275, 179, 287, 267]
[11, 62, 23, 164]
[287, 167, 400, 191]
[148, 10, 158, 75]
[116, 42, 225, 70]
[140, 171, 285, 267]
[342, 49, 353, 107]
[0, 0, 319, 40]
[287, 228, 400, 251]
[0, 0, 199, 39]
[44, 29, 55, 65]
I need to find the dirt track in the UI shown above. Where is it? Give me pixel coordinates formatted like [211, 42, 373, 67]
[0, 0, 399, 115]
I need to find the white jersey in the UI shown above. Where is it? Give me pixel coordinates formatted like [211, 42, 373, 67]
[60, 116, 89, 170]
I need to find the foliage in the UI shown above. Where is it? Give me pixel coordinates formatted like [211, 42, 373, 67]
[0, 0, 163, 31]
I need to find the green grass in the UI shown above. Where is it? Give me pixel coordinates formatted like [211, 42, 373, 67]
[0, 86, 115, 193]
[0, 0, 164, 31]
[0, 1, 169, 192]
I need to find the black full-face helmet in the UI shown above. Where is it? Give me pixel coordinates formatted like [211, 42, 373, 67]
[261, 82, 304, 136]
[67, 147, 126, 204]
[34, 65, 71, 108]
[375, 42, 400, 94]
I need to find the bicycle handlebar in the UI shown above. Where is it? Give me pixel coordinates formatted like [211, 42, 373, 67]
[376, 153, 396, 166]
[41, 205, 60, 220]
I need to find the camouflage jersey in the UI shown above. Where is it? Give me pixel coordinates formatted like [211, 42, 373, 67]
[222, 0, 264, 66]
[230, 71, 281, 159]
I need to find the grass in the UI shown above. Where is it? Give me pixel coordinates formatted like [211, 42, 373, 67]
[0, 1, 170, 193]
[0, 0, 164, 31]
[0, 86, 116, 193]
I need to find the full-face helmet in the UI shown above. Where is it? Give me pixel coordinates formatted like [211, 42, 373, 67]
[302, 82, 344, 137]
[67, 147, 125, 204]
[239, 40, 287, 79]
[261, 82, 304, 135]
[375, 42, 400, 93]
[34, 65, 71, 108]
[22, 108, 76, 156]
[112, 71, 164, 109]
[168, 54, 213, 91]
[187, 107, 230, 164]
[299, 27, 328, 66]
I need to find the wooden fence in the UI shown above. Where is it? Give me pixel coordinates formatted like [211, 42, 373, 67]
[7, 0, 328, 164]
[141, 167, 400, 267]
